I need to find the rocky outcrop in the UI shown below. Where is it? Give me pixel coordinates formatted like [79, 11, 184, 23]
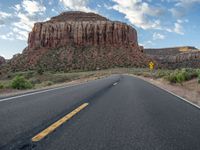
[144, 46, 198, 56]
[28, 12, 138, 50]
[7, 11, 151, 72]
[0, 56, 5, 66]
[144, 47, 200, 68]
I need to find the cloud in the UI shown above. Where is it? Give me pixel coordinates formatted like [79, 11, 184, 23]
[14, 12, 35, 32]
[0, 11, 12, 18]
[0, 0, 47, 41]
[7, 0, 47, 41]
[0, 32, 14, 41]
[174, 22, 184, 35]
[153, 32, 165, 40]
[13, 27, 28, 40]
[169, 0, 200, 18]
[141, 40, 155, 47]
[60, 0, 94, 12]
[111, 0, 164, 30]
[175, 0, 200, 8]
[0, 11, 12, 25]
[13, 4, 21, 12]
[22, 0, 46, 16]
[169, 8, 185, 18]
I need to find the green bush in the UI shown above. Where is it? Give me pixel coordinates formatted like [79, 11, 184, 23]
[166, 68, 198, 84]
[167, 72, 183, 84]
[155, 70, 171, 78]
[11, 75, 33, 90]
[0, 83, 4, 89]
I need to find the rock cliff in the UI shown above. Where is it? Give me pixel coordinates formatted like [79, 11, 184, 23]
[7, 11, 151, 71]
[28, 11, 138, 49]
[144, 47, 200, 68]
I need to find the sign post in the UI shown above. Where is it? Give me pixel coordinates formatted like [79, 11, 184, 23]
[149, 61, 154, 71]
[149, 61, 154, 77]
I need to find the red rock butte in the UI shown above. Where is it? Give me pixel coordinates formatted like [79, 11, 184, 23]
[28, 11, 139, 49]
[8, 11, 151, 71]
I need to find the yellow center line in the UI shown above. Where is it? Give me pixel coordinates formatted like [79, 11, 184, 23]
[32, 103, 89, 142]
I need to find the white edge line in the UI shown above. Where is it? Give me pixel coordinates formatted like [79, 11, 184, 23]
[129, 75, 200, 110]
[0, 82, 85, 102]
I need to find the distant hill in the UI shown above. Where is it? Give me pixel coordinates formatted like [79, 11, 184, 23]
[144, 46, 200, 69]
[144, 46, 198, 55]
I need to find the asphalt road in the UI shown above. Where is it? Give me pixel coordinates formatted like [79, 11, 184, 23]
[0, 75, 200, 150]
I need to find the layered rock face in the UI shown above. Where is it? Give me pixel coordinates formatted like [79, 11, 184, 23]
[28, 12, 138, 50]
[144, 47, 200, 68]
[8, 11, 150, 71]
[0, 56, 5, 66]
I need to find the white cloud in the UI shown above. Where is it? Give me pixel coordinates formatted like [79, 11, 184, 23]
[177, 19, 189, 23]
[0, 32, 14, 41]
[174, 22, 184, 35]
[13, 4, 21, 12]
[169, 8, 185, 18]
[60, 0, 94, 12]
[169, 0, 200, 18]
[175, 0, 200, 8]
[0, 24, 5, 28]
[0, 11, 12, 26]
[14, 12, 35, 32]
[111, 0, 164, 30]
[0, 11, 12, 18]
[103, 3, 113, 10]
[153, 32, 165, 40]
[13, 27, 28, 40]
[141, 40, 155, 47]
[4, 0, 47, 41]
[22, 0, 46, 16]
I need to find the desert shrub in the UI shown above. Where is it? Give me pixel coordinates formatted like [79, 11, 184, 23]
[166, 68, 198, 84]
[0, 83, 4, 89]
[29, 78, 41, 84]
[154, 69, 173, 79]
[184, 68, 198, 79]
[25, 71, 35, 79]
[37, 68, 44, 75]
[44, 81, 54, 86]
[11, 75, 33, 89]
[166, 70, 183, 83]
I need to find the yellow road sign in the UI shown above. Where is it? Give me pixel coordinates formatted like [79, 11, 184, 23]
[149, 61, 154, 70]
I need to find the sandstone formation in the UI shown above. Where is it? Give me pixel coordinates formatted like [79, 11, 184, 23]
[144, 47, 200, 68]
[28, 11, 138, 49]
[6, 11, 150, 72]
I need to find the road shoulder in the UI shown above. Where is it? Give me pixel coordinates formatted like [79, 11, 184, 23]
[0, 76, 105, 99]
[127, 74, 200, 108]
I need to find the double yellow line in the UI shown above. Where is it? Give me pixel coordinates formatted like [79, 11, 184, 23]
[32, 103, 89, 142]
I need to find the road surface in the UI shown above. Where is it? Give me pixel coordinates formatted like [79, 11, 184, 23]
[0, 75, 200, 150]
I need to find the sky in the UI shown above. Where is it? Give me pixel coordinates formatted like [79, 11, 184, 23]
[0, 0, 200, 59]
